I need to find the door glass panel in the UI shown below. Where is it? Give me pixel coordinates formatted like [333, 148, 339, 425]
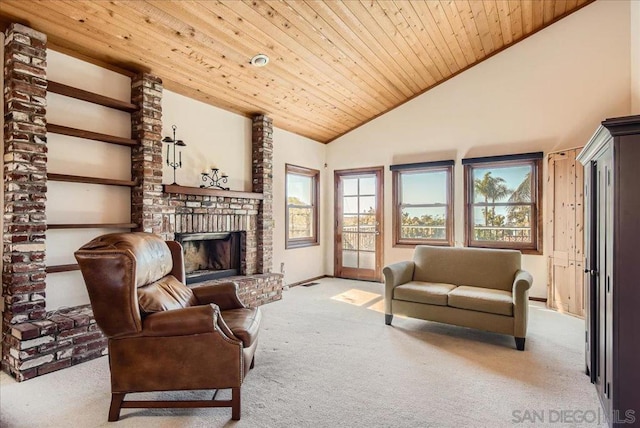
[342, 214, 358, 250]
[360, 252, 375, 270]
[359, 233, 376, 251]
[343, 250, 358, 268]
[360, 177, 375, 195]
[339, 172, 379, 277]
[343, 178, 359, 196]
[358, 196, 376, 214]
[359, 213, 375, 228]
[343, 196, 358, 214]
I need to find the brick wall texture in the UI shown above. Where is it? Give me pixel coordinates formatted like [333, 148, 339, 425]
[131, 73, 170, 237]
[168, 192, 261, 275]
[2, 24, 282, 382]
[252, 115, 274, 274]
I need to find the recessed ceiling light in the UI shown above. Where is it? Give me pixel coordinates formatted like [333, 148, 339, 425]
[250, 54, 269, 67]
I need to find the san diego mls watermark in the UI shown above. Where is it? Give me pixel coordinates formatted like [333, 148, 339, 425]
[512, 408, 636, 424]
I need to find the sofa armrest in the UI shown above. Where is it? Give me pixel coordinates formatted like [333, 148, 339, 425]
[383, 261, 415, 288]
[512, 269, 533, 338]
[192, 281, 246, 310]
[383, 261, 415, 315]
[512, 270, 533, 301]
[141, 304, 218, 337]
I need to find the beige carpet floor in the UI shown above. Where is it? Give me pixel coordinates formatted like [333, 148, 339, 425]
[0, 278, 604, 427]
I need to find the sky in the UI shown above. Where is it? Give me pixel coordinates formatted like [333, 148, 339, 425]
[400, 165, 531, 220]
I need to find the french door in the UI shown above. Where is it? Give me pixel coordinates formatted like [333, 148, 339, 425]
[334, 167, 384, 281]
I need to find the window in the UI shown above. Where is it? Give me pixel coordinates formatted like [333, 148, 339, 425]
[286, 164, 319, 248]
[391, 161, 454, 246]
[463, 153, 543, 253]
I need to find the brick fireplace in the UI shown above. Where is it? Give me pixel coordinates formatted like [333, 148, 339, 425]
[177, 232, 243, 283]
[2, 23, 282, 381]
[160, 185, 283, 308]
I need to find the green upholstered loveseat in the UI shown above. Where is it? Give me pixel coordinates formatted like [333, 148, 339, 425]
[383, 245, 533, 350]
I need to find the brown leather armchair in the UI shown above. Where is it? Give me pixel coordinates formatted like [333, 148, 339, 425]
[74, 232, 261, 422]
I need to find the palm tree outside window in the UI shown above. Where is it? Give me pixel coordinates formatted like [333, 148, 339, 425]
[463, 153, 542, 253]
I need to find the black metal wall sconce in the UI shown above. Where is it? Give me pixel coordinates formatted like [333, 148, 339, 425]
[200, 167, 229, 190]
[162, 125, 186, 185]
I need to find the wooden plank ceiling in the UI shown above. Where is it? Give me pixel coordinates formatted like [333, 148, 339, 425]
[0, 0, 592, 143]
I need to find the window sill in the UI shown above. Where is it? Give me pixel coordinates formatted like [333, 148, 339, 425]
[285, 241, 320, 250]
[467, 242, 542, 255]
[393, 241, 452, 248]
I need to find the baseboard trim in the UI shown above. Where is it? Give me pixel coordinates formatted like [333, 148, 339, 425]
[529, 296, 547, 303]
[287, 275, 329, 288]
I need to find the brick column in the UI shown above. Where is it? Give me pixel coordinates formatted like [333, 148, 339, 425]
[131, 73, 171, 238]
[2, 23, 49, 379]
[252, 115, 273, 274]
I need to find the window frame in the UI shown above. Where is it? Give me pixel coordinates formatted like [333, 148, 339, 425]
[285, 164, 320, 249]
[463, 154, 543, 254]
[392, 161, 454, 247]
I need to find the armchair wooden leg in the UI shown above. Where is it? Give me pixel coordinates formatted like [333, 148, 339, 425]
[385, 314, 393, 325]
[108, 393, 125, 422]
[250, 356, 255, 369]
[515, 337, 526, 351]
[231, 387, 241, 421]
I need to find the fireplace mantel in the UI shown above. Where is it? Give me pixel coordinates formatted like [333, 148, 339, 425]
[163, 184, 264, 200]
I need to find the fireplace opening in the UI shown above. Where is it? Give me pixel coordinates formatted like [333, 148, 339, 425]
[176, 232, 243, 284]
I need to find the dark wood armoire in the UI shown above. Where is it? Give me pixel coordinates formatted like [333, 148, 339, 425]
[577, 115, 640, 427]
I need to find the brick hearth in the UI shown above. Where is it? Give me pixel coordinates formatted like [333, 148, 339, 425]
[2, 23, 282, 381]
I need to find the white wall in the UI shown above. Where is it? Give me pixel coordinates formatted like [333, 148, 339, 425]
[45, 50, 132, 310]
[325, 0, 631, 299]
[44, 53, 330, 307]
[161, 90, 252, 190]
[44, 55, 329, 309]
[162, 90, 328, 286]
[272, 128, 327, 285]
[632, 0, 640, 114]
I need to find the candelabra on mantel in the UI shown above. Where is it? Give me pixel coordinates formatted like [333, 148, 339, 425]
[200, 167, 229, 191]
[162, 125, 186, 185]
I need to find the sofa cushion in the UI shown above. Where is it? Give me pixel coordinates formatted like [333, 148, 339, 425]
[394, 281, 457, 306]
[221, 308, 261, 347]
[447, 286, 513, 316]
[413, 246, 521, 292]
[138, 275, 198, 314]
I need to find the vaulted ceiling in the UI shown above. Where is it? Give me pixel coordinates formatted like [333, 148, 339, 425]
[0, 1, 593, 143]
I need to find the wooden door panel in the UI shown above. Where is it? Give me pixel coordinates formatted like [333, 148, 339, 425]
[547, 148, 584, 317]
[334, 167, 384, 282]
